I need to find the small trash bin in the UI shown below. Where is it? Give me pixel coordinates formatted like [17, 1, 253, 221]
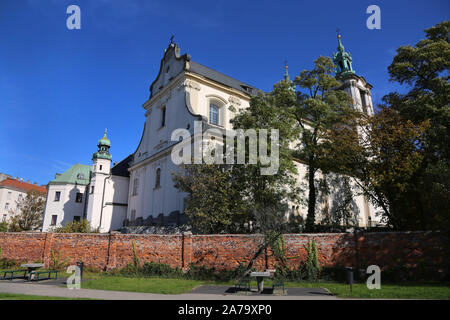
[76, 261, 84, 280]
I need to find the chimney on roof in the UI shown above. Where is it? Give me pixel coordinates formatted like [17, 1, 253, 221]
[20, 178, 24, 182]
[34, 182, 38, 185]
[27, 180, 30, 183]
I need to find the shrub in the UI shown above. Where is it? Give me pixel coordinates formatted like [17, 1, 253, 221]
[302, 239, 321, 281]
[49, 249, 69, 270]
[0, 222, 8, 232]
[51, 219, 99, 233]
[0, 257, 19, 269]
[141, 262, 183, 278]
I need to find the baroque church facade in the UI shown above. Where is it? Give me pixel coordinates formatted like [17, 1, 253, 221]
[42, 36, 380, 233]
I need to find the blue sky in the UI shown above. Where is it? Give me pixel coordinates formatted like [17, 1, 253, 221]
[0, 0, 448, 185]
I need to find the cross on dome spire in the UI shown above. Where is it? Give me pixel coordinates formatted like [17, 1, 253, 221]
[284, 60, 290, 81]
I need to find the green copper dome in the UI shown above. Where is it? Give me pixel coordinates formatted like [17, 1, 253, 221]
[93, 129, 112, 161]
[98, 129, 111, 147]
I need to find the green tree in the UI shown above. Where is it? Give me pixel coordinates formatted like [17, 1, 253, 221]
[8, 190, 45, 231]
[230, 78, 301, 223]
[382, 20, 450, 229]
[292, 56, 354, 231]
[173, 78, 301, 234]
[327, 107, 430, 229]
[172, 162, 248, 234]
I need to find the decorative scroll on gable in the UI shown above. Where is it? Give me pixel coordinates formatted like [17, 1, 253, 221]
[178, 80, 201, 92]
[149, 43, 190, 99]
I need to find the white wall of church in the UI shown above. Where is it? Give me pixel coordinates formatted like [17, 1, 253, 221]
[128, 67, 252, 221]
[97, 175, 129, 232]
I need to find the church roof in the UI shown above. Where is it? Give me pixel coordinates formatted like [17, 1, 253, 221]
[189, 61, 263, 96]
[111, 154, 133, 177]
[50, 164, 91, 186]
[149, 42, 263, 98]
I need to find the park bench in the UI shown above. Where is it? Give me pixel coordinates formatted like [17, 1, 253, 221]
[272, 278, 285, 294]
[1, 269, 27, 280]
[29, 270, 59, 281]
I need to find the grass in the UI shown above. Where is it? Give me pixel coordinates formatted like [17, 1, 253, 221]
[81, 276, 206, 294]
[0, 293, 93, 300]
[80, 275, 450, 299]
[2, 266, 449, 299]
[319, 282, 450, 299]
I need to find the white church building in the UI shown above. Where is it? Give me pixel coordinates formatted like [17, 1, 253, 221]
[42, 36, 380, 233]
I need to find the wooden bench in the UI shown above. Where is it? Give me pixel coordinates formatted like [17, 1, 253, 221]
[272, 278, 285, 294]
[235, 278, 251, 294]
[1, 269, 27, 281]
[29, 270, 59, 281]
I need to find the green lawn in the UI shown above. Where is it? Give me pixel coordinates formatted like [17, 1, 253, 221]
[80, 275, 450, 299]
[0, 293, 93, 300]
[283, 281, 450, 299]
[2, 266, 449, 299]
[82, 276, 206, 294]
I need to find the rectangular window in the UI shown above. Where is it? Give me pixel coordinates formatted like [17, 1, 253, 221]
[132, 178, 138, 196]
[73, 216, 81, 222]
[75, 192, 83, 203]
[99, 165, 103, 171]
[91, 186, 94, 194]
[51, 215, 57, 226]
[209, 104, 219, 125]
[130, 209, 136, 221]
[5, 203, 9, 210]
[2, 214, 6, 222]
[55, 191, 61, 201]
[161, 106, 166, 127]
[359, 89, 367, 107]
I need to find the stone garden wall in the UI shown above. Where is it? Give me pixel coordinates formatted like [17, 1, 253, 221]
[0, 231, 448, 277]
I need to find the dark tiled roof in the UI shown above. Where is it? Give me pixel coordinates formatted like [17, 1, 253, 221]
[0, 178, 47, 193]
[189, 61, 264, 96]
[111, 154, 133, 177]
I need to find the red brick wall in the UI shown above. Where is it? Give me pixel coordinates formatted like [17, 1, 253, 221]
[0, 231, 448, 276]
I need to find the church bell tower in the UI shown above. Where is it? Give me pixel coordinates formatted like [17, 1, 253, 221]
[86, 129, 112, 231]
[333, 34, 374, 116]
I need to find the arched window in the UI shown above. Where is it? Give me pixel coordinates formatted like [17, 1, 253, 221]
[155, 168, 161, 188]
[207, 96, 227, 127]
